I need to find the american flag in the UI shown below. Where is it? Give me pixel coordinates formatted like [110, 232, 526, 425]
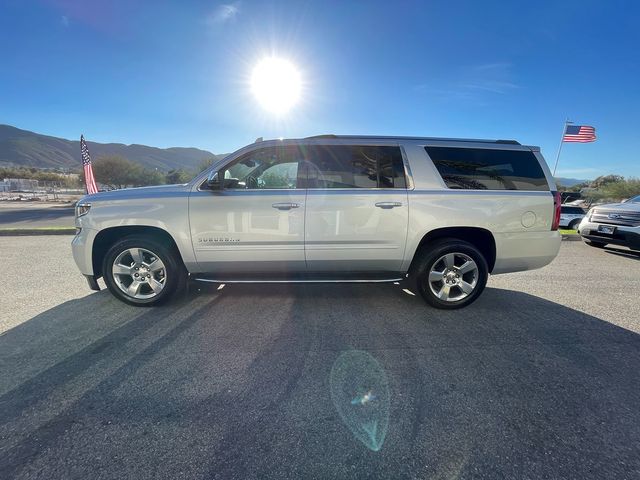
[81, 135, 99, 194]
[563, 125, 596, 143]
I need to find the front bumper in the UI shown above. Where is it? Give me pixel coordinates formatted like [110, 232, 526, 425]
[578, 220, 640, 250]
[71, 226, 99, 276]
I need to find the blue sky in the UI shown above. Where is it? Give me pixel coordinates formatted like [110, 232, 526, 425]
[1, 0, 639, 178]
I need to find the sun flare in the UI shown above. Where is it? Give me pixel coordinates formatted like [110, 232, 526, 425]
[251, 57, 301, 114]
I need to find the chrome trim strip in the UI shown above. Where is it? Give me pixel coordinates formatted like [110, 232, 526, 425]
[407, 189, 551, 196]
[192, 277, 404, 284]
[305, 245, 399, 250]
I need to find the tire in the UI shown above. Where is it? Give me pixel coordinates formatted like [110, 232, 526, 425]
[569, 219, 581, 231]
[102, 235, 186, 306]
[584, 240, 607, 248]
[409, 238, 489, 310]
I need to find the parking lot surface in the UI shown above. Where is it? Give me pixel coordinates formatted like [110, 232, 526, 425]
[1, 238, 639, 479]
[0, 203, 75, 228]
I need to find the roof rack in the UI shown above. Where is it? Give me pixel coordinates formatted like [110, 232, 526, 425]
[304, 134, 520, 145]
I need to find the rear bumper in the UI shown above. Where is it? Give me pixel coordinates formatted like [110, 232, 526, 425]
[492, 230, 561, 274]
[579, 220, 640, 250]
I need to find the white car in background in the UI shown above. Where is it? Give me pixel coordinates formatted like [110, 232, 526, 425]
[560, 205, 586, 230]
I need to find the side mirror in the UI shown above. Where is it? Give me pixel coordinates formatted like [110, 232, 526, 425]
[206, 170, 222, 190]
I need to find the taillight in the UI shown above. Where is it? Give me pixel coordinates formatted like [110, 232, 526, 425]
[551, 191, 561, 231]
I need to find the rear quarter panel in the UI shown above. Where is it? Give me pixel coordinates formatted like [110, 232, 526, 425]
[401, 143, 561, 273]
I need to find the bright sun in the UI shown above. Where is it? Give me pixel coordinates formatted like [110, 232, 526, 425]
[251, 57, 301, 114]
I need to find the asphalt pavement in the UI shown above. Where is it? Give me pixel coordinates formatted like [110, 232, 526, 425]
[0, 203, 75, 228]
[0, 238, 639, 479]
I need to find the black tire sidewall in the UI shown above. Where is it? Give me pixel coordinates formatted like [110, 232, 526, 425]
[411, 239, 489, 310]
[569, 220, 580, 230]
[102, 236, 182, 306]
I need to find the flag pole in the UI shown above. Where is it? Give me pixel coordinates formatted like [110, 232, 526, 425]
[552, 118, 572, 176]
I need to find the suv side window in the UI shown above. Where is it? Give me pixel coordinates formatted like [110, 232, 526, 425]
[425, 146, 548, 191]
[223, 146, 304, 189]
[306, 145, 406, 189]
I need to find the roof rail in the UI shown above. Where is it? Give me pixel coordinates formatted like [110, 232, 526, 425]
[305, 134, 338, 139]
[303, 134, 520, 145]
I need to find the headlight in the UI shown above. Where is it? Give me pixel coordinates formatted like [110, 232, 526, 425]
[76, 202, 91, 217]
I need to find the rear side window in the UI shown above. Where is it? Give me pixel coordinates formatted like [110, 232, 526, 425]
[306, 145, 406, 189]
[425, 146, 548, 191]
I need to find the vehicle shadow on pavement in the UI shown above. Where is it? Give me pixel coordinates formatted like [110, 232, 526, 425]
[0, 284, 638, 479]
[604, 246, 640, 260]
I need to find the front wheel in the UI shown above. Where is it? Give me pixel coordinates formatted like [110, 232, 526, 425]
[409, 239, 489, 310]
[569, 219, 581, 231]
[102, 236, 186, 306]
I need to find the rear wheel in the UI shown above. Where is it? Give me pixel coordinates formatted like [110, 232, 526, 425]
[102, 236, 186, 306]
[409, 238, 489, 310]
[584, 239, 607, 248]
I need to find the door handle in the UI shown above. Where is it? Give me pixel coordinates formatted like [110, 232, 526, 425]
[375, 202, 403, 209]
[272, 202, 300, 210]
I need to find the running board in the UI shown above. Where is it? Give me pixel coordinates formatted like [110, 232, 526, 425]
[191, 276, 404, 284]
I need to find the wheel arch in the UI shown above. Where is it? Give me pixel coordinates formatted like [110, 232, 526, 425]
[408, 227, 497, 274]
[92, 226, 184, 278]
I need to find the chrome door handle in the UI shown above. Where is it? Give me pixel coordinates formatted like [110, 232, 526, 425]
[272, 202, 300, 210]
[375, 202, 403, 209]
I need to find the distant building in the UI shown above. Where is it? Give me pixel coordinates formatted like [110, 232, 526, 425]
[2, 178, 39, 191]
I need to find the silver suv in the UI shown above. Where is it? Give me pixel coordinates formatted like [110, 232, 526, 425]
[578, 195, 640, 250]
[72, 135, 562, 309]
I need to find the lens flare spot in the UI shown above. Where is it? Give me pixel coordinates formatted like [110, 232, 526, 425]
[330, 350, 390, 452]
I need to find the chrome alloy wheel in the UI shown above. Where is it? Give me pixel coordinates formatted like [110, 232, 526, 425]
[112, 248, 167, 300]
[425, 252, 479, 302]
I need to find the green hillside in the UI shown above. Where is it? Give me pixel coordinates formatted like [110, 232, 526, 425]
[0, 124, 219, 171]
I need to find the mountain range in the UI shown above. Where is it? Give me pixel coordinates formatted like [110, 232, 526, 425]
[0, 124, 219, 172]
[555, 177, 588, 187]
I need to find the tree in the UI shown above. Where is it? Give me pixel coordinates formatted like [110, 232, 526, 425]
[601, 177, 640, 200]
[92, 155, 140, 189]
[165, 169, 192, 184]
[138, 168, 165, 187]
[196, 156, 217, 174]
[590, 175, 624, 189]
[92, 155, 165, 189]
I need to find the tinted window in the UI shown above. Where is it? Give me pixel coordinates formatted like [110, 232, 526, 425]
[561, 206, 584, 214]
[425, 147, 548, 191]
[223, 146, 304, 189]
[306, 145, 406, 189]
